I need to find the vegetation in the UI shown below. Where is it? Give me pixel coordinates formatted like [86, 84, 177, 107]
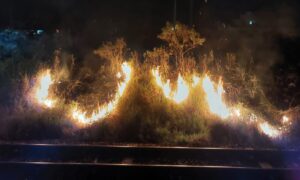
[0, 23, 298, 147]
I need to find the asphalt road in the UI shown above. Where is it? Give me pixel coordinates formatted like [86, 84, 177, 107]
[0, 143, 299, 179]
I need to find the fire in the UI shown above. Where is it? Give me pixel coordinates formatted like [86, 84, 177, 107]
[152, 68, 172, 99]
[202, 75, 230, 119]
[33, 69, 55, 108]
[282, 115, 289, 124]
[152, 71, 290, 139]
[117, 62, 132, 97]
[71, 62, 132, 125]
[151, 67, 191, 103]
[28, 64, 293, 140]
[173, 74, 189, 103]
[258, 122, 281, 138]
[192, 75, 200, 87]
[200, 75, 285, 138]
[233, 108, 241, 117]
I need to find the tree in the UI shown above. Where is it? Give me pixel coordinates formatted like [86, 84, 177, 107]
[145, 22, 205, 72]
[94, 38, 127, 73]
[158, 22, 205, 65]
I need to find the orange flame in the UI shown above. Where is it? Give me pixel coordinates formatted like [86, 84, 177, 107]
[192, 75, 200, 87]
[33, 69, 55, 108]
[152, 68, 172, 99]
[202, 75, 230, 119]
[71, 62, 132, 125]
[282, 115, 289, 124]
[258, 122, 281, 138]
[152, 67, 193, 104]
[173, 74, 189, 103]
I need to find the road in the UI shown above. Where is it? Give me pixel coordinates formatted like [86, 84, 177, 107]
[0, 143, 299, 179]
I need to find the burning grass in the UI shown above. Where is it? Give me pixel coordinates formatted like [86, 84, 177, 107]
[0, 23, 299, 147]
[70, 61, 132, 125]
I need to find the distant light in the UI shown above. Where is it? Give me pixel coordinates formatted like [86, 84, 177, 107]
[36, 29, 44, 35]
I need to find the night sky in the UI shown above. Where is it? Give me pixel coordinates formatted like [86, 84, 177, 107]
[0, 0, 299, 149]
[1, 0, 299, 49]
[1, 0, 300, 95]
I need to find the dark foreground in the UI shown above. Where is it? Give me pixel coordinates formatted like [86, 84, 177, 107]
[0, 143, 299, 179]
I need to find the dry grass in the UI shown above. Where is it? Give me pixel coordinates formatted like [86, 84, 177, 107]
[0, 23, 299, 147]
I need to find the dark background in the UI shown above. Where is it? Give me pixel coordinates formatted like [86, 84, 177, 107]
[0, 0, 298, 49]
[0, 0, 299, 108]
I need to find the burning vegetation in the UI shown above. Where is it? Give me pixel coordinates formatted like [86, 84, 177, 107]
[71, 61, 132, 125]
[0, 22, 299, 147]
[31, 69, 55, 108]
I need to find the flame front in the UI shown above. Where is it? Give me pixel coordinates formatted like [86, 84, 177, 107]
[152, 68, 172, 99]
[71, 62, 132, 125]
[202, 75, 230, 119]
[258, 122, 281, 138]
[173, 74, 189, 103]
[29, 64, 292, 139]
[192, 75, 200, 87]
[152, 68, 191, 103]
[34, 69, 55, 108]
[282, 115, 289, 124]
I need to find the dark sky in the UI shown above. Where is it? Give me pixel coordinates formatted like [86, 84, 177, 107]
[0, 0, 299, 108]
[1, 1, 299, 31]
[0, 0, 299, 50]
[1, 0, 299, 26]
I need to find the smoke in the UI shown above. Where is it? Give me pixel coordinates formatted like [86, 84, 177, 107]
[198, 3, 299, 109]
[235, 4, 297, 76]
[0, 0, 299, 145]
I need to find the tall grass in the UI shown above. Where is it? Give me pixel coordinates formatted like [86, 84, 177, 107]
[0, 24, 298, 147]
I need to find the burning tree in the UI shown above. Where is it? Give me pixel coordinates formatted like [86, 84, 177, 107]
[0, 22, 298, 147]
[146, 22, 205, 72]
[158, 22, 205, 67]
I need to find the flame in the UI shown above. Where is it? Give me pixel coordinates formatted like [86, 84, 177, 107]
[200, 75, 284, 139]
[151, 68, 191, 103]
[33, 69, 55, 108]
[192, 75, 200, 87]
[117, 62, 132, 97]
[71, 62, 132, 125]
[232, 108, 241, 117]
[258, 122, 281, 138]
[116, 72, 122, 78]
[202, 75, 230, 119]
[282, 115, 289, 124]
[152, 68, 172, 99]
[29, 65, 292, 140]
[173, 74, 189, 103]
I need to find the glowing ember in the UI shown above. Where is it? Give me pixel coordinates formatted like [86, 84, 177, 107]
[202, 75, 230, 119]
[71, 62, 132, 125]
[258, 122, 281, 138]
[282, 115, 289, 124]
[151, 68, 191, 103]
[33, 69, 55, 108]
